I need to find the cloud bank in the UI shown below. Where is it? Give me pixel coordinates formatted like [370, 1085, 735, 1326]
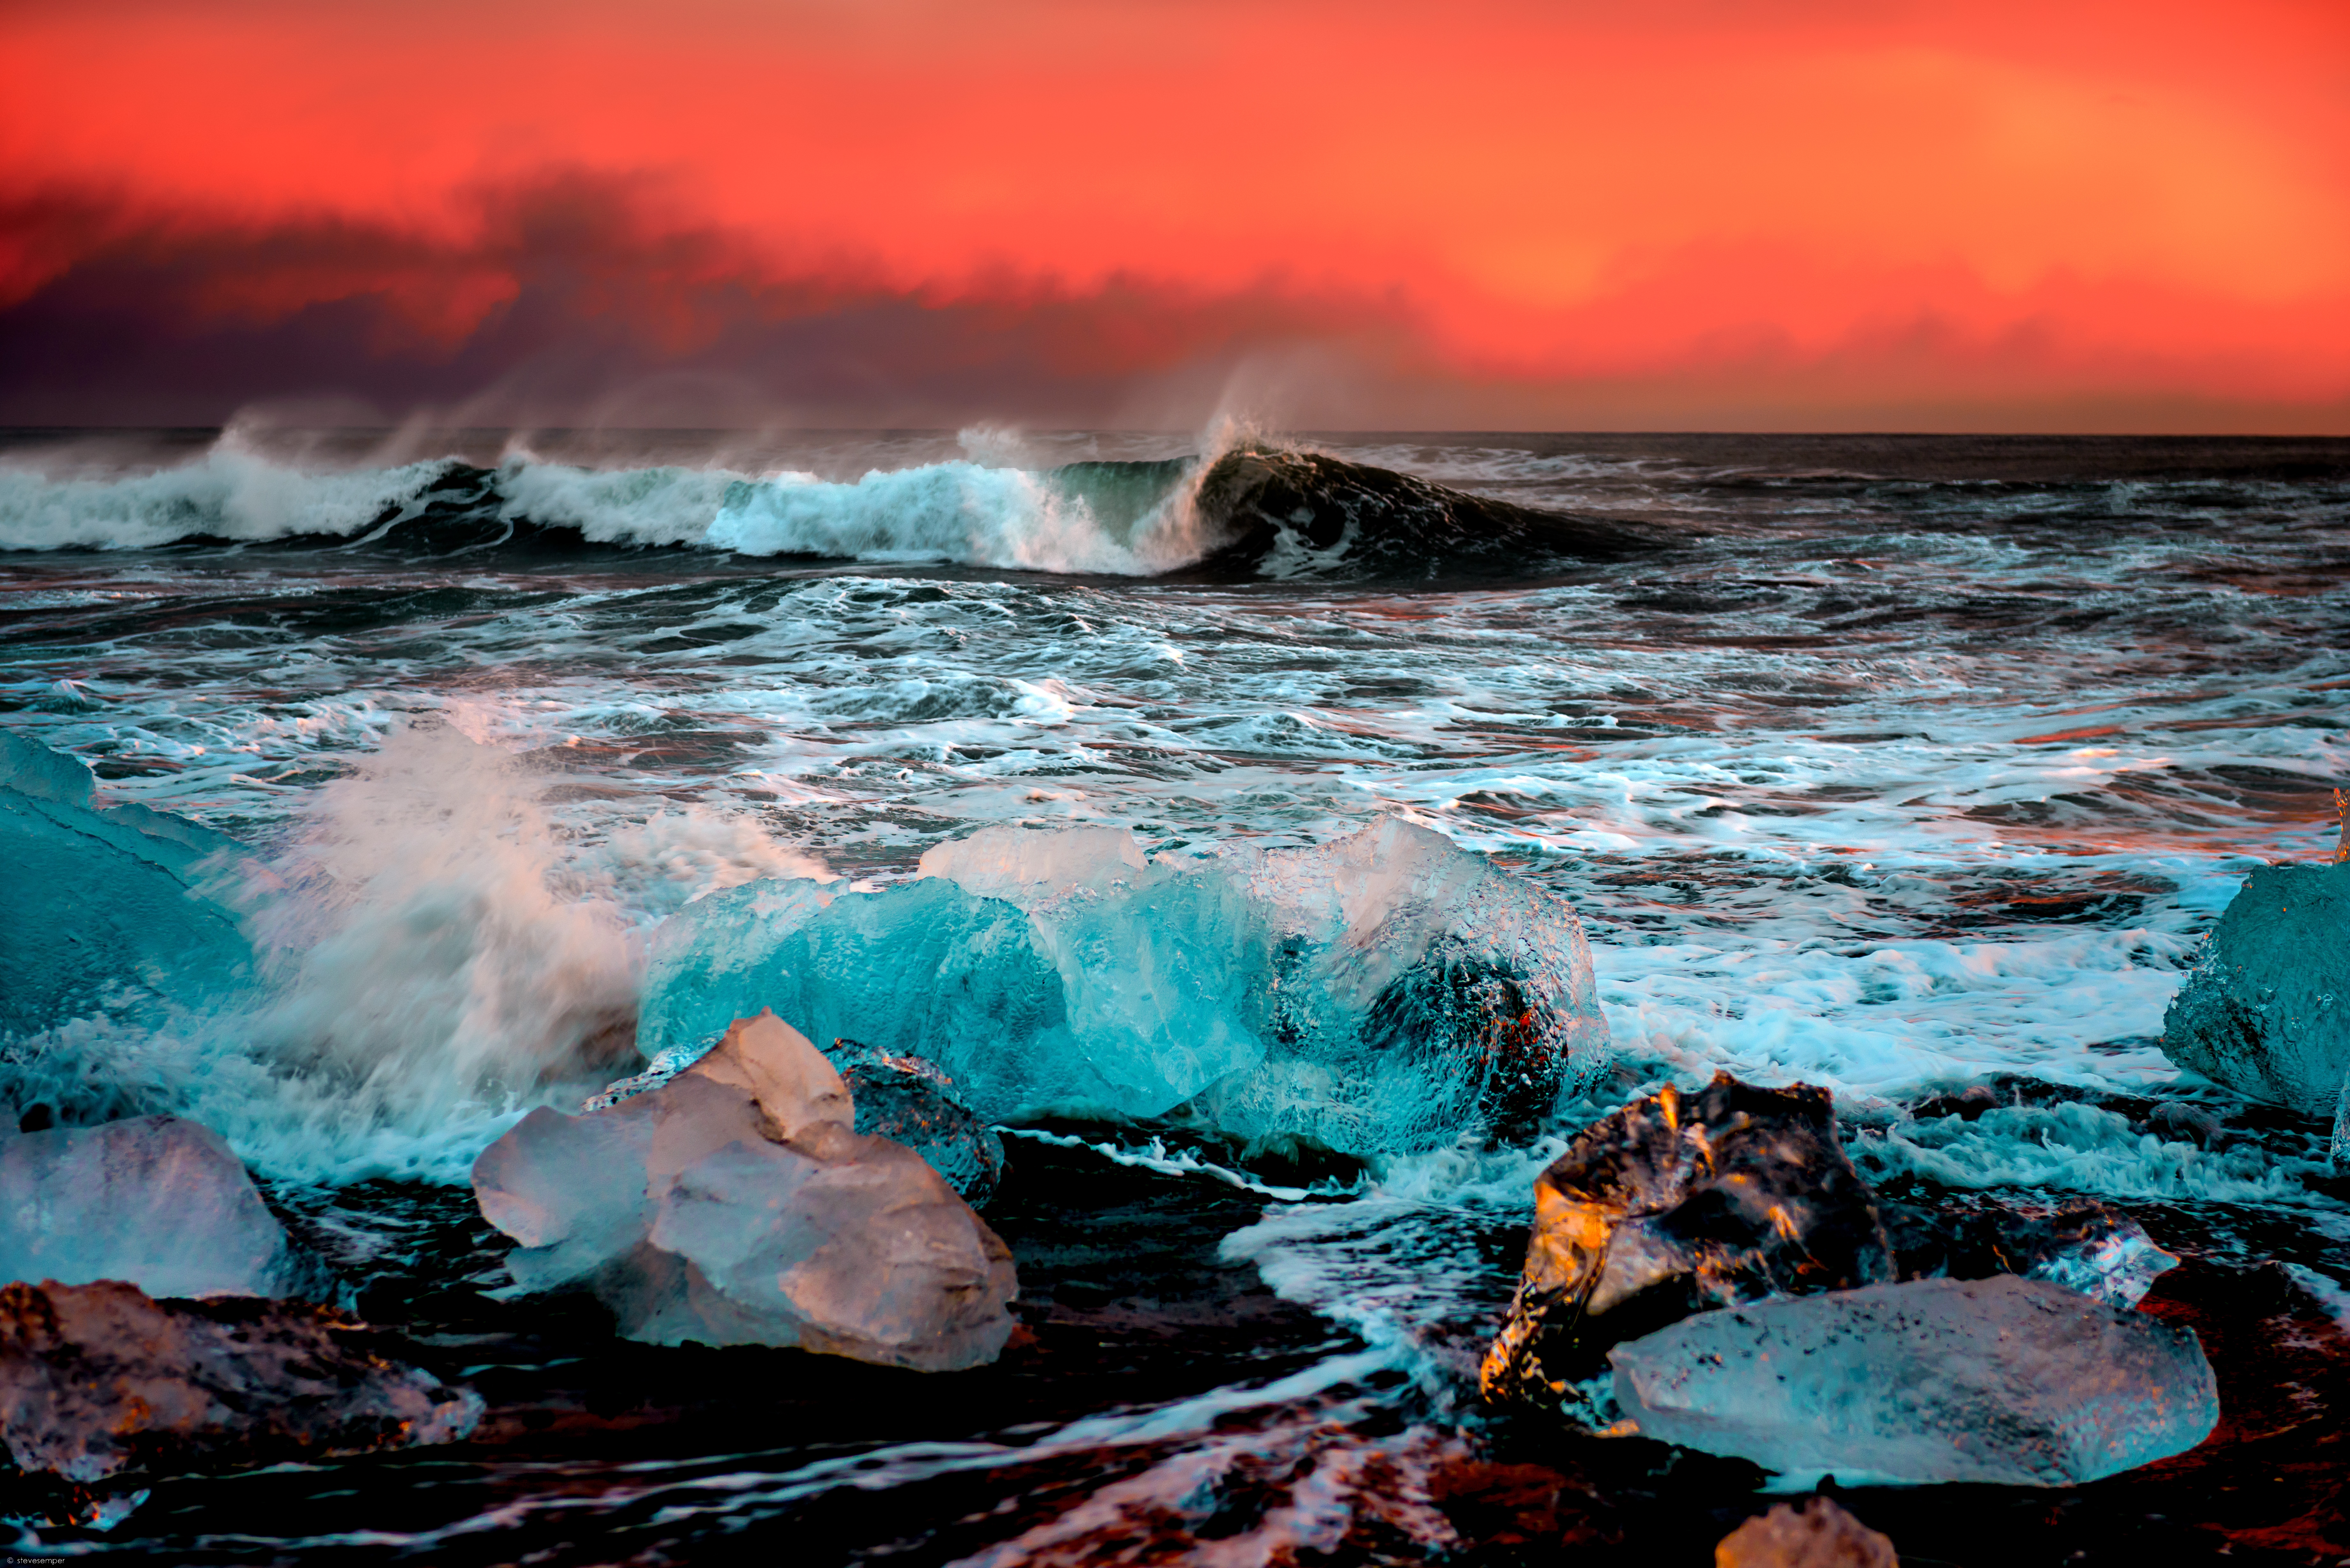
[4, 0, 2346, 431]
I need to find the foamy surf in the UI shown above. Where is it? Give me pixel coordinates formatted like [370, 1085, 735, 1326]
[0, 427, 1225, 570]
[0, 424, 1647, 578]
[1, 428, 2345, 1562]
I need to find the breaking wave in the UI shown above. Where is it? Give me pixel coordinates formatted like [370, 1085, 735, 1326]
[0, 433, 1653, 580]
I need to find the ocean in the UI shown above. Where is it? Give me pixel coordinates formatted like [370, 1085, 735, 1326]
[1, 426, 2346, 1562]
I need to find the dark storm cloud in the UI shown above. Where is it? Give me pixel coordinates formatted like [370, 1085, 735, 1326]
[0, 174, 1398, 428]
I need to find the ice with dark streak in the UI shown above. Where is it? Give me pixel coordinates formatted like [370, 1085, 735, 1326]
[474, 1011, 1017, 1370]
[823, 1037, 1007, 1209]
[2162, 856, 2350, 1126]
[1610, 1276, 2220, 1487]
[638, 818, 1607, 1157]
[0, 729, 252, 1038]
[0, 1116, 297, 1300]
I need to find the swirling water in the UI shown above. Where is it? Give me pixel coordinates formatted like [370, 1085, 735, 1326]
[1, 428, 2346, 1562]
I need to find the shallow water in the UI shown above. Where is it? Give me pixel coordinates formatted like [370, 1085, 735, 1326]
[1, 428, 2346, 1561]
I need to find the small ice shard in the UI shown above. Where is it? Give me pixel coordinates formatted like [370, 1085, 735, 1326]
[2161, 860, 2350, 1116]
[0, 729, 252, 1036]
[474, 1011, 1017, 1369]
[1610, 1276, 2220, 1487]
[0, 1278, 479, 1495]
[1715, 1497, 1897, 1568]
[827, 1038, 1007, 1208]
[580, 1033, 718, 1112]
[1882, 1199, 2178, 1309]
[1481, 1074, 1894, 1410]
[0, 1116, 295, 1299]
[638, 819, 1606, 1156]
[2021, 1209, 2178, 1308]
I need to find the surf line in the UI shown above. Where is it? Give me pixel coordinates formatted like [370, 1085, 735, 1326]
[997, 1126, 1369, 1203]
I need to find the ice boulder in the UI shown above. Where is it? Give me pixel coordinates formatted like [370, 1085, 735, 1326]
[1482, 1074, 1895, 1409]
[1610, 1276, 2220, 1486]
[0, 1116, 296, 1299]
[2162, 861, 2350, 1118]
[474, 1011, 1017, 1370]
[0, 1278, 479, 1492]
[0, 729, 252, 1038]
[1715, 1498, 1896, 1568]
[638, 819, 1607, 1156]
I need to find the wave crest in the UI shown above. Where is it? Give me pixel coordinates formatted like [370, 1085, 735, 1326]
[0, 431, 1650, 579]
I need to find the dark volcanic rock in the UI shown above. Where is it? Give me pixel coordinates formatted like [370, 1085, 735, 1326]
[1481, 1073, 1895, 1410]
[0, 1278, 479, 1518]
[826, 1038, 1007, 1208]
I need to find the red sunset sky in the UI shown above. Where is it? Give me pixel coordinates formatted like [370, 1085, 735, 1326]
[3, 0, 2346, 430]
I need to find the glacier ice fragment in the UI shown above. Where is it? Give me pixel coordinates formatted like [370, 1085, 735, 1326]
[0, 730, 252, 1037]
[1482, 1074, 1894, 1409]
[2162, 860, 2350, 1116]
[638, 819, 1608, 1156]
[1882, 1198, 2177, 1309]
[582, 1030, 1005, 1205]
[0, 1116, 295, 1299]
[0, 1278, 479, 1490]
[826, 1037, 1006, 1208]
[1714, 1497, 1896, 1568]
[1610, 1275, 2220, 1486]
[474, 1011, 1016, 1369]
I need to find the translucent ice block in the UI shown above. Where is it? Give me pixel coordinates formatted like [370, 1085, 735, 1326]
[1610, 1275, 2219, 1486]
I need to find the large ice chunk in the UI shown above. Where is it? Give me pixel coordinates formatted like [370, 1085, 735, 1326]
[2162, 861, 2350, 1117]
[1482, 1074, 1896, 1410]
[0, 1116, 295, 1299]
[0, 1279, 480, 1492]
[1610, 1276, 2220, 1486]
[0, 730, 252, 1037]
[473, 1011, 1017, 1369]
[585, 1032, 1008, 1207]
[638, 819, 1607, 1155]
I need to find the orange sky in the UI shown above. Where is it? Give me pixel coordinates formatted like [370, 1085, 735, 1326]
[4, 0, 2347, 429]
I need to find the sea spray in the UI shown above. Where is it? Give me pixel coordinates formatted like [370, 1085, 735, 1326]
[243, 718, 641, 1107]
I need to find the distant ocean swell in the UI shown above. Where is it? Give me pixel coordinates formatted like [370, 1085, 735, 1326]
[0, 437, 1652, 580]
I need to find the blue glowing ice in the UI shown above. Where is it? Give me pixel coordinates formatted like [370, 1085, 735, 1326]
[0, 731, 252, 1038]
[637, 819, 1607, 1156]
[2163, 860, 2350, 1120]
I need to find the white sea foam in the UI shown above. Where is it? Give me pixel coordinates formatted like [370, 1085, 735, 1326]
[0, 429, 1233, 572]
[5, 434, 2342, 1218]
[0, 438, 448, 551]
[239, 719, 639, 1127]
[707, 461, 1216, 574]
[493, 455, 749, 547]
